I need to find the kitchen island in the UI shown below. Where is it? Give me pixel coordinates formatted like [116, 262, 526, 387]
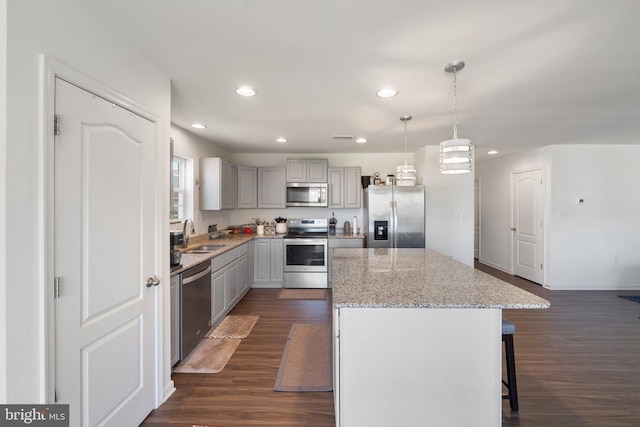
[331, 248, 549, 427]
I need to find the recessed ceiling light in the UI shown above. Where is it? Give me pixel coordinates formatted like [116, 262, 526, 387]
[377, 88, 397, 98]
[236, 86, 256, 97]
[356, 137, 367, 143]
[276, 137, 287, 143]
[488, 150, 498, 155]
[191, 123, 207, 129]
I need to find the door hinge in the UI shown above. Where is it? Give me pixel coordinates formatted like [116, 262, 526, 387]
[54, 277, 60, 298]
[54, 114, 61, 136]
[540, 263, 543, 270]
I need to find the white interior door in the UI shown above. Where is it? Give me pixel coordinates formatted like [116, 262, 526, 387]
[54, 78, 157, 427]
[511, 169, 544, 284]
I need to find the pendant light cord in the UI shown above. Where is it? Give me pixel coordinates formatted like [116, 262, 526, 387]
[452, 69, 458, 140]
[403, 118, 409, 166]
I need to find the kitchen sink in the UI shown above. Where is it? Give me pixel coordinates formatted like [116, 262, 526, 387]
[197, 244, 226, 250]
[182, 244, 226, 254]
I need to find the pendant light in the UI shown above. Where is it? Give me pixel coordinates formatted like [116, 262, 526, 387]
[440, 61, 472, 174]
[396, 115, 416, 186]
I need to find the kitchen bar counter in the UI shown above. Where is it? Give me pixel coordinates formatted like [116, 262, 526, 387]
[332, 248, 549, 309]
[331, 248, 549, 427]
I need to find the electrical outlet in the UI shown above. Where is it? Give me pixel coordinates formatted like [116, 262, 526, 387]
[576, 198, 585, 205]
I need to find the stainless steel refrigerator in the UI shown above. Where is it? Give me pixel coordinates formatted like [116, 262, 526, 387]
[363, 185, 425, 248]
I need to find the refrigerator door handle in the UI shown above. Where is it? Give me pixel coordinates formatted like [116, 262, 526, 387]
[387, 200, 396, 248]
[392, 200, 398, 248]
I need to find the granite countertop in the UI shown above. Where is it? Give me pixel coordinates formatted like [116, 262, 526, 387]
[171, 234, 259, 276]
[172, 231, 363, 276]
[331, 248, 550, 309]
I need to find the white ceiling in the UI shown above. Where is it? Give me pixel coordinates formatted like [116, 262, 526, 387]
[74, 0, 640, 163]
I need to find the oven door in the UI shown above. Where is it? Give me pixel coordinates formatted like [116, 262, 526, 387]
[283, 238, 328, 272]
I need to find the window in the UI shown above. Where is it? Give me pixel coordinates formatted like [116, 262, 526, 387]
[171, 155, 187, 219]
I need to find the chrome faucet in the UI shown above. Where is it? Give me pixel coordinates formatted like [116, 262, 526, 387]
[183, 218, 195, 248]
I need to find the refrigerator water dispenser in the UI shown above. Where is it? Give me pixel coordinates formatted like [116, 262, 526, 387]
[374, 221, 388, 240]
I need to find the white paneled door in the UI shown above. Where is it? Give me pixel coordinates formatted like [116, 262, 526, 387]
[511, 169, 544, 284]
[54, 78, 157, 427]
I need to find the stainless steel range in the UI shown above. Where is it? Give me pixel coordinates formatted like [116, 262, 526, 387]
[283, 218, 328, 288]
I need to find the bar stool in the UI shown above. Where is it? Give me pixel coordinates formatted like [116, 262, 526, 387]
[502, 318, 518, 411]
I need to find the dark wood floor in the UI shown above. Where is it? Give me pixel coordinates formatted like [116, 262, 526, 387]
[142, 289, 335, 427]
[142, 265, 640, 427]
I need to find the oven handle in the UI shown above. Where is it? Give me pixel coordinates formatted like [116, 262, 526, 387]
[284, 238, 328, 245]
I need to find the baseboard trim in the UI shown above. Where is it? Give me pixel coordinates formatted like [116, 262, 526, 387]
[477, 259, 511, 274]
[251, 283, 284, 289]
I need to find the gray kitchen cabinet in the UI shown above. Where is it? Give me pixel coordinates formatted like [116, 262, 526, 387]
[211, 267, 226, 326]
[247, 239, 254, 287]
[238, 254, 249, 295]
[210, 243, 250, 327]
[344, 167, 362, 208]
[224, 162, 238, 209]
[328, 166, 361, 208]
[328, 168, 344, 207]
[257, 167, 286, 208]
[237, 166, 257, 209]
[270, 239, 284, 283]
[286, 159, 328, 182]
[200, 157, 238, 210]
[253, 238, 284, 287]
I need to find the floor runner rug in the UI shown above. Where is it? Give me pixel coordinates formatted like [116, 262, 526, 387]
[274, 324, 333, 392]
[206, 315, 259, 339]
[277, 289, 328, 300]
[173, 338, 241, 374]
[618, 295, 640, 304]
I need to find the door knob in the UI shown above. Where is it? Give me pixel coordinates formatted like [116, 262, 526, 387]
[510, 227, 517, 231]
[146, 276, 160, 287]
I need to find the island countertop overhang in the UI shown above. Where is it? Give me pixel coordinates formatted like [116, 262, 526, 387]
[331, 248, 550, 309]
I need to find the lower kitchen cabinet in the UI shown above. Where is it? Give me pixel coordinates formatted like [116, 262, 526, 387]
[247, 239, 254, 286]
[210, 242, 252, 327]
[252, 238, 284, 288]
[211, 268, 226, 326]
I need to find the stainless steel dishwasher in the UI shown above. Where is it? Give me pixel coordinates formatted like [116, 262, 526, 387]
[181, 260, 212, 360]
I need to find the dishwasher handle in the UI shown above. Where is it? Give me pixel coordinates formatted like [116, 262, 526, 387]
[182, 263, 212, 285]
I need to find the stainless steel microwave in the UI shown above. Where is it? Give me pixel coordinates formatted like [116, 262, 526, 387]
[286, 183, 328, 207]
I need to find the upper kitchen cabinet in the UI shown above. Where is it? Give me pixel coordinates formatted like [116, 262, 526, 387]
[200, 157, 237, 210]
[237, 166, 257, 209]
[258, 167, 286, 208]
[286, 159, 328, 182]
[328, 166, 361, 208]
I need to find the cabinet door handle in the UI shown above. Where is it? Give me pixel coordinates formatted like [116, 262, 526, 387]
[146, 276, 161, 287]
[510, 227, 517, 232]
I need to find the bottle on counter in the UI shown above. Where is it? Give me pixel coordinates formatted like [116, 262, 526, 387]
[352, 216, 358, 235]
[329, 212, 337, 235]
